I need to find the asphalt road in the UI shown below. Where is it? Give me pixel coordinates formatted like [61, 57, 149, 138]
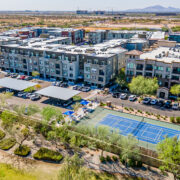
[95, 94, 180, 117]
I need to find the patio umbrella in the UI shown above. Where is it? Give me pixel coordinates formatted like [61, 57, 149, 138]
[63, 111, 74, 116]
[80, 100, 89, 106]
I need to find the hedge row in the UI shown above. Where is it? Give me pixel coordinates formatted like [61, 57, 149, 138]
[0, 138, 16, 150]
[33, 147, 63, 162]
[14, 145, 31, 157]
[0, 130, 5, 140]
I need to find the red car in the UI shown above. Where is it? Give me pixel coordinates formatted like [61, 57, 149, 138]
[20, 75, 26, 80]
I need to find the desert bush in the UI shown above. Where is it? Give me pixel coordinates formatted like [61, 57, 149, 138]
[14, 145, 31, 157]
[33, 147, 63, 162]
[99, 156, 106, 163]
[170, 117, 175, 123]
[176, 117, 180, 123]
[0, 130, 5, 140]
[0, 138, 16, 150]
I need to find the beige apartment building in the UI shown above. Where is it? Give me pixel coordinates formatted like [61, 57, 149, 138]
[125, 47, 180, 89]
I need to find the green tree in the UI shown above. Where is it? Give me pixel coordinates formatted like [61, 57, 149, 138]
[32, 71, 40, 77]
[1, 110, 17, 129]
[73, 95, 82, 102]
[72, 102, 81, 112]
[120, 135, 141, 166]
[116, 68, 127, 88]
[0, 92, 13, 109]
[170, 84, 180, 96]
[24, 86, 35, 93]
[129, 76, 159, 95]
[157, 137, 180, 179]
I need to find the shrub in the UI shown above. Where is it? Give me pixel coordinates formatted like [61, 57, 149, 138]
[138, 110, 142, 113]
[112, 156, 118, 162]
[127, 158, 136, 167]
[129, 108, 133, 111]
[99, 156, 106, 163]
[124, 107, 129, 111]
[33, 147, 63, 162]
[170, 117, 175, 123]
[176, 117, 180, 123]
[136, 160, 143, 167]
[0, 130, 5, 140]
[14, 145, 31, 157]
[0, 138, 16, 150]
[106, 155, 112, 162]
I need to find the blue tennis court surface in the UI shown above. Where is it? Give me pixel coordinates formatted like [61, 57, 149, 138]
[99, 114, 180, 144]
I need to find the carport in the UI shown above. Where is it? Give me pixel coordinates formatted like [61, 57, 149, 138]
[36, 86, 80, 103]
[0, 77, 37, 91]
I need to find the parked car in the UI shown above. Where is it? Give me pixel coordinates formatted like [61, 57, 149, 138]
[150, 99, 158, 105]
[17, 75, 21, 79]
[158, 100, 165, 107]
[52, 81, 56, 86]
[25, 76, 33, 81]
[56, 81, 62, 86]
[18, 92, 26, 97]
[142, 97, 151, 104]
[164, 101, 172, 109]
[26, 93, 33, 99]
[120, 93, 128, 100]
[61, 82, 68, 88]
[6, 89, 13, 93]
[63, 100, 72, 107]
[30, 94, 41, 101]
[129, 95, 137, 101]
[73, 85, 79, 90]
[81, 87, 91, 92]
[5, 72, 11, 77]
[20, 75, 26, 80]
[10, 73, 18, 78]
[172, 103, 179, 110]
[113, 92, 120, 98]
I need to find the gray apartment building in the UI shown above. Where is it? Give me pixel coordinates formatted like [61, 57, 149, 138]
[125, 47, 180, 89]
[0, 39, 127, 87]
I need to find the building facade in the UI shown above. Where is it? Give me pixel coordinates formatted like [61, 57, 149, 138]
[125, 47, 180, 89]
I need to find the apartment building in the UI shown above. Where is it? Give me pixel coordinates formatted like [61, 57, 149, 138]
[125, 47, 180, 89]
[0, 39, 127, 87]
[169, 33, 180, 43]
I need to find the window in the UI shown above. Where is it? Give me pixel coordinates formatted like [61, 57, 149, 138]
[146, 64, 153, 71]
[136, 64, 143, 70]
[127, 63, 134, 69]
[69, 66, 73, 71]
[69, 74, 73, 78]
[127, 70, 134, 76]
[85, 67, 90, 72]
[86, 74, 90, 79]
[155, 66, 164, 71]
[99, 70, 104, 76]
[92, 76, 96, 80]
[98, 77, 104, 82]
[166, 67, 171, 72]
[87, 59, 91, 63]
[56, 64, 60, 69]
[56, 70, 60, 75]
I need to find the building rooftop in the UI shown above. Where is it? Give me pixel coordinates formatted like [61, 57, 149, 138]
[126, 50, 143, 56]
[140, 47, 180, 63]
[0, 78, 37, 91]
[36, 86, 80, 101]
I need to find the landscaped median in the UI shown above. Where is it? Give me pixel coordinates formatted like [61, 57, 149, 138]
[33, 147, 63, 163]
[14, 145, 31, 157]
[0, 138, 16, 150]
[0, 129, 5, 140]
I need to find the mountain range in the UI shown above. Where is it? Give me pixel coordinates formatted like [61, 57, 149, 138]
[125, 5, 180, 13]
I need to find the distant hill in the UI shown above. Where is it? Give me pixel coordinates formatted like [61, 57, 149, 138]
[125, 5, 180, 13]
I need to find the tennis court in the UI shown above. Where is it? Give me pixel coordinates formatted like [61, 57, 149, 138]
[99, 114, 180, 144]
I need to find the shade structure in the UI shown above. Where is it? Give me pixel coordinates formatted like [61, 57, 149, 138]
[36, 86, 80, 101]
[0, 77, 37, 91]
[63, 111, 74, 116]
[80, 100, 89, 106]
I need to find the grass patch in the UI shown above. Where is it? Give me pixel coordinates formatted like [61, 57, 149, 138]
[0, 163, 36, 180]
[14, 145, 31, 157]
[33, 147, 63, 162]
[0, 138, 16, 150]
[0, 130, 5, 140]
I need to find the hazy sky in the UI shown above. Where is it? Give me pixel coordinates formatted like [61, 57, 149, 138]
[1, 0, 180, 11]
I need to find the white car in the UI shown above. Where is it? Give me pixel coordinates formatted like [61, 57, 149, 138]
[129, 95, 137, 101]
[150, 99, 158, 105]
[142, 97, 151, 104]
[16, 75, 21, 79]
[172, 103, 179, 110]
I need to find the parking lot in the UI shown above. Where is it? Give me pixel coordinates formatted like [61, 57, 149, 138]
[96, 93, 180, 117]
[0, 71, 96, 112]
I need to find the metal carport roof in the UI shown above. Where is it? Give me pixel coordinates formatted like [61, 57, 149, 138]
[0, 77, 37, 91]
[36, 86, 80, 101]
